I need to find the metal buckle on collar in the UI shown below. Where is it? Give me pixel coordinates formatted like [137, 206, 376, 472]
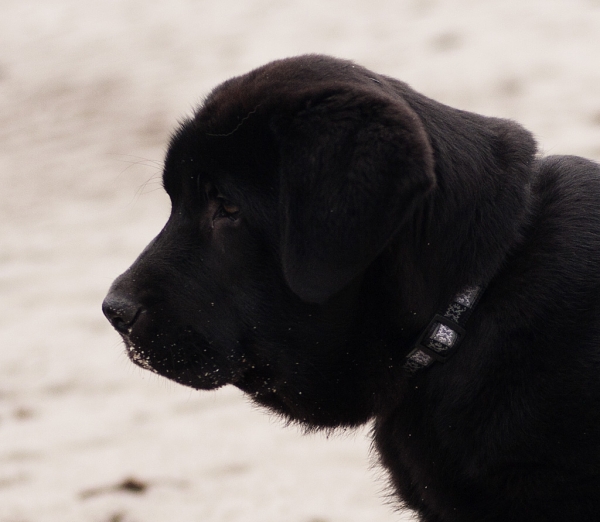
[405, 314, 466, 368]
[403, 285, 484, 374]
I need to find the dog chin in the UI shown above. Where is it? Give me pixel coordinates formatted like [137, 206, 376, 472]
[122, 339, 237, 390]
[123, 341, 159, 373]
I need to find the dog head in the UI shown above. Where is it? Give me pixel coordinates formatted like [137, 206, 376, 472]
[102, 55, 435, 426]
[103, 55, 535, 427]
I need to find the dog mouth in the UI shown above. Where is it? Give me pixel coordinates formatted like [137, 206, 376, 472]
[122, 339, 158, 374]
[118, 324, 246, 391]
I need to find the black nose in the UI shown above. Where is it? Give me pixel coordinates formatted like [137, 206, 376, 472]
[102, 292, 142, 334]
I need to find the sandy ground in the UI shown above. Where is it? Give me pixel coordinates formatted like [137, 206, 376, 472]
[0, 1, 599, 521]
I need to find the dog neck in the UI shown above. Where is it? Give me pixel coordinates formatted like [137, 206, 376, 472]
[377, 81, 539, 367]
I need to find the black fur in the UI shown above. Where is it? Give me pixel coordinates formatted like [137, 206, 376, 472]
[103, 55, 600, 521]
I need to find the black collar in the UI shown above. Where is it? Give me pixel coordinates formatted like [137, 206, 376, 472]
[403, 285, 484, 374]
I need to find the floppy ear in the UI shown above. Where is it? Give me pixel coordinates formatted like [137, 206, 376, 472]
[274, 89, 436, 303]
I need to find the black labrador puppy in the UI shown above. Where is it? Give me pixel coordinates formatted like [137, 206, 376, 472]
[103, 55, 600, 521]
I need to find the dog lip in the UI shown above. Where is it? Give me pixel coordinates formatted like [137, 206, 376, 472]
[123, 340, 158, 373]
[119, 325, 248, 390]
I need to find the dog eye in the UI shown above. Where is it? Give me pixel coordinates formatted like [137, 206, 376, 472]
[216, 194, 240, 220]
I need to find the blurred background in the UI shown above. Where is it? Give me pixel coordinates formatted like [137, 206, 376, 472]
[0, 1, 599, 521]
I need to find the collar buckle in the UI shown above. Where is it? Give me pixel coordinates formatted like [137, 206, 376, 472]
[408, 314, 466, 364]
[403, 285, 483, 374]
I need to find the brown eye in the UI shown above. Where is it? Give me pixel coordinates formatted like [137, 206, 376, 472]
[216, 193, 240, 220]
[220, 199, 240, 215]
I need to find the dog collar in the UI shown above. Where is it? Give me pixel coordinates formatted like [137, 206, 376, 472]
[403, 285, 483, 374]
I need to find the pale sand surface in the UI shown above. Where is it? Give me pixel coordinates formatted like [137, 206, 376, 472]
[0, 1, 599, 521]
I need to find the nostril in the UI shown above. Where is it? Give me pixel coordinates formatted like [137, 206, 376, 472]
[102, 293, 142, 334]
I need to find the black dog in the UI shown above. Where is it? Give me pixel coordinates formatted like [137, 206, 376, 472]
[103, 55, 600, 521]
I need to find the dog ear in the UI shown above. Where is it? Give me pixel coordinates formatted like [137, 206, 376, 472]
[273, 89, 436, 303]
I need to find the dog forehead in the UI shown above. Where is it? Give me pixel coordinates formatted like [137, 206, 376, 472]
[163, 118, 277, 205]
